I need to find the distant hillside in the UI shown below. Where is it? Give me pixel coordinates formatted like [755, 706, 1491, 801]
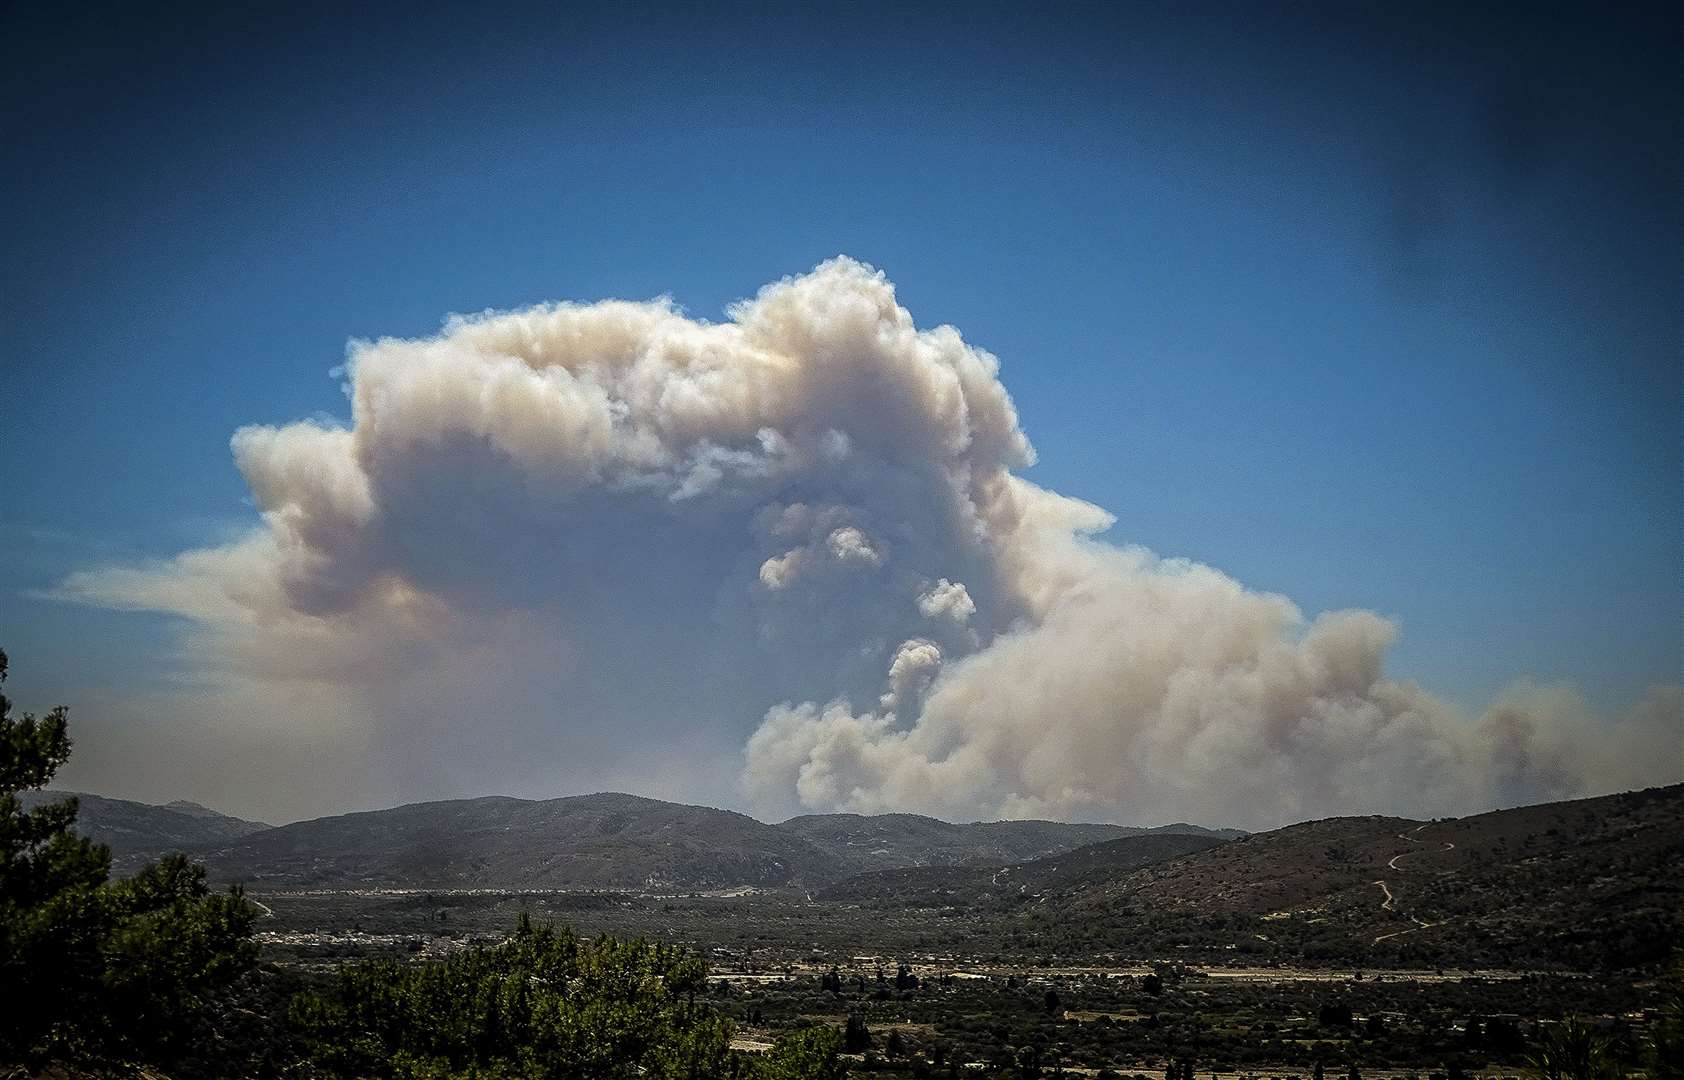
[22, 789, 271, 873]
[821, 831, 1228, 906]
[198, 793, 839, 889]
[186, 793, 1227, 889]
[1044, 784, 1684, 971]
[779, 812, 1236, 878]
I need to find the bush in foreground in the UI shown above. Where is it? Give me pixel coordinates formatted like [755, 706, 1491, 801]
[290, 914, 845, 1079]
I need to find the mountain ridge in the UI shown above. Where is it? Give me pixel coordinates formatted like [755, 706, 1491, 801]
[28, 783, 1679, 969]
[21, 789, 273, 873]
[30, 787, 1241, 889]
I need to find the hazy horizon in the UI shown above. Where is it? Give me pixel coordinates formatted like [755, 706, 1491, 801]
[44, 778, 1683, 836]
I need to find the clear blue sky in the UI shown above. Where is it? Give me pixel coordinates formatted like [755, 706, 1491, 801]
[3, 2, 1679, 724]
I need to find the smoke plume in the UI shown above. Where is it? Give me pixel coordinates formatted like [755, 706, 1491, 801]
[61, 258, 1680, 825]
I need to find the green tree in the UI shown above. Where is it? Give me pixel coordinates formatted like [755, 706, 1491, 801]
[292, 917, 777, 1078]
[1527, 1017, 1619, 1080]
[1647, 964, 1684, 1080]
[761, 1026, 846, 1080]
[0, 648, 257, 1069]
[842, 1011, 872, 1053]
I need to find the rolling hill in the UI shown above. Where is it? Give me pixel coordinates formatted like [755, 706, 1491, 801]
[1042, 783, 1684, 970]
[195, 793, 835, 889]
[22, 789, 272, 873]
[183, 792, 1230, 889]
[820, 831, 1229, 906]
[780, 812, 1238, 878]
[30, 778, 1678, 972]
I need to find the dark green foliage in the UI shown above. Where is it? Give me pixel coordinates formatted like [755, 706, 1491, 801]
[290, 916, 846, 1079]
[760, 1026, 845, 1080]
[1525, 1016, 1621, 1080]
[843, 1011, 872, 1052]
[1650, 968, 1684, 1079]
[0, 648, 257, 1068]
[1164, 1059, 1194, 1080]
[254, 888, 1676, 1078]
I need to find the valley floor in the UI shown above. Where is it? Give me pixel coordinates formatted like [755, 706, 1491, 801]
[250, 888, 1675, 1078]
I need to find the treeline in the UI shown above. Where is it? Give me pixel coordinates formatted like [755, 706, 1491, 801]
[289, 916, 844, 1079]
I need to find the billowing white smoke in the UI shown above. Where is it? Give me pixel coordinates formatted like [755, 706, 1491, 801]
[62, 258, 1680, 825]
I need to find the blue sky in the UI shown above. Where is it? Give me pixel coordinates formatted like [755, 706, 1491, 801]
[2, 2, 1678, 807]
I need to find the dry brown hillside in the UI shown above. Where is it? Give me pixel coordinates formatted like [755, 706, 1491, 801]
[1045, 784, 1683, 971]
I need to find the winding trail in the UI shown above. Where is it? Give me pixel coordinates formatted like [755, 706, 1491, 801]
[249, 897, 275, 919]
[1369, 825, 1455, 945]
